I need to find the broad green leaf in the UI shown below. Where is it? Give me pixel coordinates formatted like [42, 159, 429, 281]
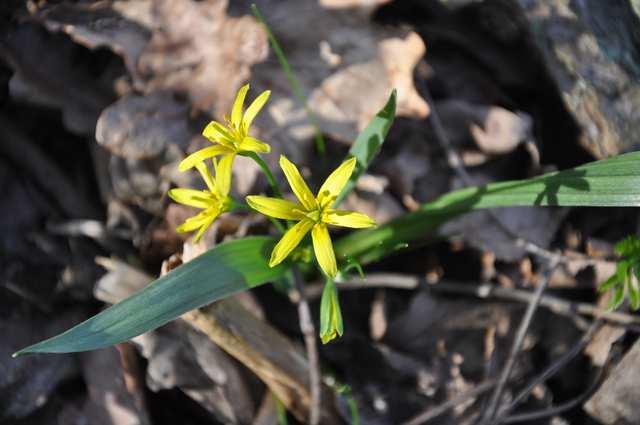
[14, 237, 282, 356]
[335, 90, 397, 206]
[335, 151, 640, 264]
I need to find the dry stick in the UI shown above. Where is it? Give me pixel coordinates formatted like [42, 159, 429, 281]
[95, 257, 329, 423]
[493, 320, 603, 423]
[402, 371, 527, 425]
[402, 379, 498, 425]
[430, 282, 640, 328]
[421, 87, 568, 267]
[421, 85, 575, 422]
[292, 266, 321, 425]
[480, 262, 558, 423]
[307, 274, 640, 327]
[499, 360, 605, 424]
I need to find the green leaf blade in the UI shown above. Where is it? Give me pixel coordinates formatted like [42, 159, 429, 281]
[335, 90, 397, 206]
[14, 236, 283, 356]
[336, 151, 640, 264]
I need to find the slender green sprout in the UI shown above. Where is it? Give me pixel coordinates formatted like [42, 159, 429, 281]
[251, 3, 326, 157]
[273, 393, 289, 425]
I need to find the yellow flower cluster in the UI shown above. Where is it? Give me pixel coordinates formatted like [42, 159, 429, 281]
[171, 84, 376, 279]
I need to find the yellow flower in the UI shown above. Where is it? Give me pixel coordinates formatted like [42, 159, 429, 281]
[168, 155, 233, 242]
[246, 155, 376, 278]
[179, 84, 271, 171]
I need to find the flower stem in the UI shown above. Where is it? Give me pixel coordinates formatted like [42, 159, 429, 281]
[245, 152, 283, 199]
[242, 152, 287, 233]
[232, 197, 286, 234]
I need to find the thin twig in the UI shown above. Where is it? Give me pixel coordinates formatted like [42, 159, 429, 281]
[430, 282, 640, 328]
[292, 266, 321, 425]
[402, 379, 498, 425]
[499, 359, 606, 424]
[481, 261, 558, 422]
[421, 83, 590, 422]
[421, 86, 566, 267]
[493, 320, 603, 423]
[307, 273, 640, 327]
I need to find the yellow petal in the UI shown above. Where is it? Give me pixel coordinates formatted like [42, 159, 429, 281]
[176, 207, 220, 235]
[238, 136, 271, 153]
[179, 145, 232, 171]
[246, 196, 305, 220]
[242, 90, 270, 131]
[269, 219, 314, 267]
[192, 213, 218, 242]
[312, 223, 337, 278]
[177, 212, 211, 232]
[195, 162, 216, 193]
[213, 153, 235, 196]
[324, 210, 376, 228]
[231, 84, 249, 129]
[202, 121, 236, 146]
[168, 188, 213, 209]
[279, 155, 317, 210]
[317, 157, 357, 207]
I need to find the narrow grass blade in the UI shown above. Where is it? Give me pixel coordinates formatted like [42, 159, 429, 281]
[251, 3, 326, 156]
[335, 90, 397, 206]
[335, 151, 640, 264]
[14, 237, 283, 356]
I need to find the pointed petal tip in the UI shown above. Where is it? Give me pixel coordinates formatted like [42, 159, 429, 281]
[178, 159, 193, 172]
[268, 256, 280, 268]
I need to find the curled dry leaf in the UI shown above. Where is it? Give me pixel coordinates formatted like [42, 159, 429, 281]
[33, 2, 151, 81]
[309, 31, 429, 142]
[585, 338, 640, 424]
[80, 348, 151, 425]
[248, 0, 427, 160]
[96, 92, 191, 160]
[96, 92, 191, 213]
[469, 106, 532, 155]
[137, 0, 268, 116]
[2, 24, 114, 134]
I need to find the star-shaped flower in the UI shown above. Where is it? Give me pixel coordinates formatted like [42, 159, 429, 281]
[179, 84, 271, 171]
[169, 155, 233, 242]
[247, 156, 376, 278]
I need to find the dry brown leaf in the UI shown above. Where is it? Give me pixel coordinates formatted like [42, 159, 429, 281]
[470, 106, 531, 155]
[138, 0, 268, 116]
[34, 2, 151, 81]
[96, 92, 191, 160]
[309, 31, 429, 142]
[247, 0, 428, 163]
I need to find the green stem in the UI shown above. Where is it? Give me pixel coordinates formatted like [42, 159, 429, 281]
[242, 152, 287, 234]
[229, 198, 250, 212]
[251, 4, 326, 157]
[245, 151, 283, 199]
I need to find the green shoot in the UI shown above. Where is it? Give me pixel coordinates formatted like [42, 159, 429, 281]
[599, 235, 640, 310]
[251, 4, 326, 156]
